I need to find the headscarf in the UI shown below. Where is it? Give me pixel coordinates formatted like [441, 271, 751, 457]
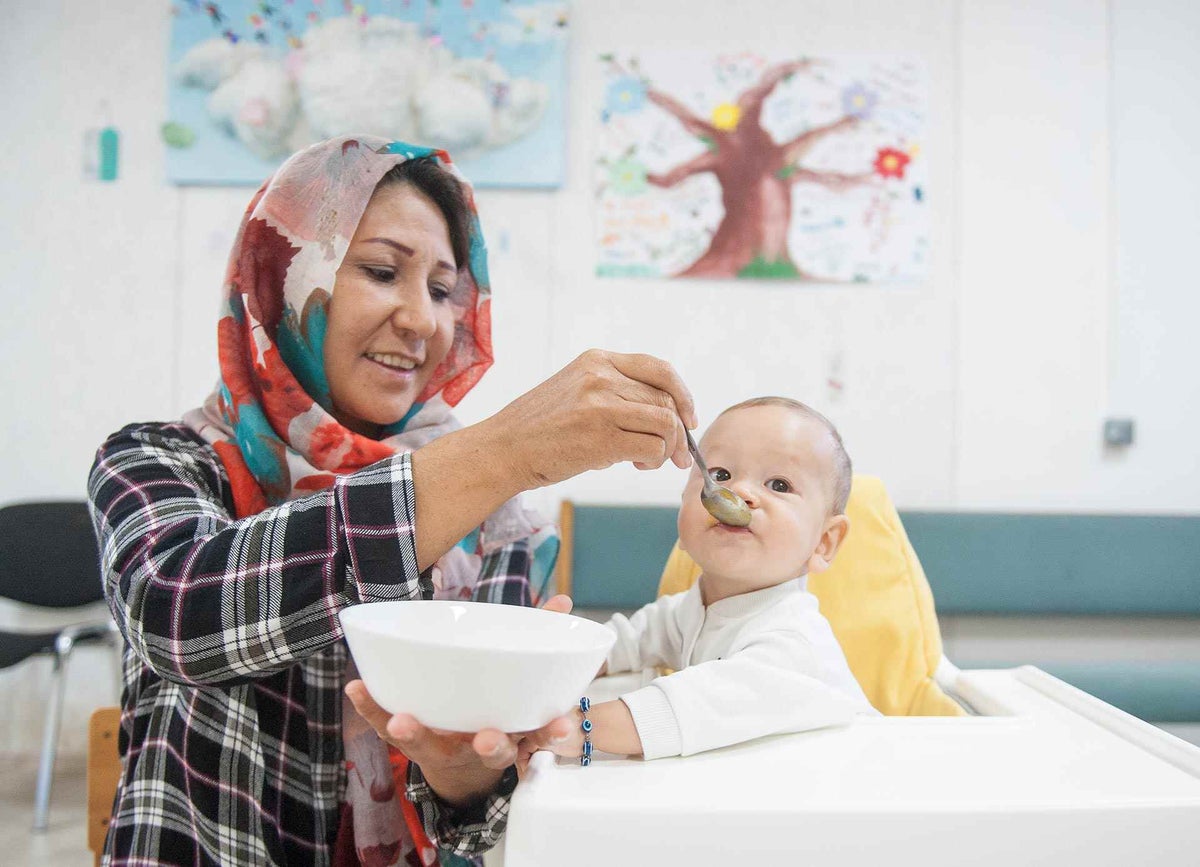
[183, 135, 554, 867]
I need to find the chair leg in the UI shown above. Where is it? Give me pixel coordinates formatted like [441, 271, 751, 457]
[33, 633, 74, 831]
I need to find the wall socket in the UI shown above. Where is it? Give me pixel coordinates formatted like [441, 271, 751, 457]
[1103, 417, 1135, 447]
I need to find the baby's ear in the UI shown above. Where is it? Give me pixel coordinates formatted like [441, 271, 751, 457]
[807, 514, 850, 574]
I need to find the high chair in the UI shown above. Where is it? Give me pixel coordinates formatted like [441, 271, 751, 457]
[505, 476, 1200, 866]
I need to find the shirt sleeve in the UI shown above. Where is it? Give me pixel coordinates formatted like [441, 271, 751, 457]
[622, 630, 864, 760]
[406, 762, 519, 857]
[472, 536, 535, 607]
[605, 591, 687, 675]
[88, 423, 425, 687]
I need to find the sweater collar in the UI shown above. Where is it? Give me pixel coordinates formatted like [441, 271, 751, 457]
[694, 575, 809, 619]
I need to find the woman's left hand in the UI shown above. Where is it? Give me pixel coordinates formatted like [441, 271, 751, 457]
[343, 595, 577, 806]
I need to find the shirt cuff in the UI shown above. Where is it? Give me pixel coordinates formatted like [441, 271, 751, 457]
[620, 684, 682, 760]
[337, 453, 425, 604]
[406, 761, 518, 857]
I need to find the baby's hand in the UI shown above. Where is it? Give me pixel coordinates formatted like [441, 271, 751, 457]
[524, 699, 642, 763]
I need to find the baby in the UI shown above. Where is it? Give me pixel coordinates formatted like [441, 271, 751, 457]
[551, 396, 877, 762]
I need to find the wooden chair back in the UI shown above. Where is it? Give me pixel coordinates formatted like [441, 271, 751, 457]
[87, 706, 121, 866]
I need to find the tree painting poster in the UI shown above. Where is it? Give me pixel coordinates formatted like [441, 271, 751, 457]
[595, 52, 928, 282]
[166, 0, 568, 187]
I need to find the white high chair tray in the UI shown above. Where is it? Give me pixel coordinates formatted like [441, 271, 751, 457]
[504, 667, 1200, 866]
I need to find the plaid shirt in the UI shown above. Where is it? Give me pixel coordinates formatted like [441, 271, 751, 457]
[88, 423, 541, 866]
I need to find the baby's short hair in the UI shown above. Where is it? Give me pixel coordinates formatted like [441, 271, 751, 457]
[717, 396, 853, 514]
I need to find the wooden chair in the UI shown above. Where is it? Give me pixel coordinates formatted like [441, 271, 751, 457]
[87, 706, 121, 867]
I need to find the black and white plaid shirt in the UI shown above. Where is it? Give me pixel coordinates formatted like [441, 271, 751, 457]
[88, 423, 541, 866]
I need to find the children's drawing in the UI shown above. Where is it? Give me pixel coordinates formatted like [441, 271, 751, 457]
[595, 53, 928, 281]
[166, 1, 568, 187]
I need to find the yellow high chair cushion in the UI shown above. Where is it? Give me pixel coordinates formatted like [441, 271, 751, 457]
[657, 475, 964, 716]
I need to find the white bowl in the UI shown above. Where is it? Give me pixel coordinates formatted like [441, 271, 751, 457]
[339, 600, 616, 733]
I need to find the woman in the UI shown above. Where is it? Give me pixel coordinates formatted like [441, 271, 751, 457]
[88, 135, 694, 867]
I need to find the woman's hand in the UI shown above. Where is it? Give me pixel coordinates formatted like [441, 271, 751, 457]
[534, 707, 584, 760]
[411, 350, 696, 570]
[491, 350, 698, 487]
[343, 595, 579, 805]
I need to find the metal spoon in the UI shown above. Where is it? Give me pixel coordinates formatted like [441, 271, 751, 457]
[683, 428, 752, 527]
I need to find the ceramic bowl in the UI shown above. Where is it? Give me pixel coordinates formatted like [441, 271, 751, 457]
[339, 600, 615, 732]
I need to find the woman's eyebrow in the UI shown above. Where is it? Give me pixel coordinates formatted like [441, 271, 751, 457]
[362, 237, 456, 273]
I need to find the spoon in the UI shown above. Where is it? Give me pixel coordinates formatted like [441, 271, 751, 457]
[683, 428, 752, 528]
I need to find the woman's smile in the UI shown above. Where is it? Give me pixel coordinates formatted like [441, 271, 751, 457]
[364, 351, 422, 373]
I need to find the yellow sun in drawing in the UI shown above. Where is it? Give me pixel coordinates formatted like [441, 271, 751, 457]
[711, 102, 741, 132]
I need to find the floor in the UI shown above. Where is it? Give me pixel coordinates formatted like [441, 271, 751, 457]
[0, 750, 502, 867]
[1, 753, 93, 867]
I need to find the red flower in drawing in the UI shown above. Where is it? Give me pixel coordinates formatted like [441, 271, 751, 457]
[873, 147, 911, 180]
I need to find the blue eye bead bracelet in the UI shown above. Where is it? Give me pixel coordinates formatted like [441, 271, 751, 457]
[579, 697, 593, 767]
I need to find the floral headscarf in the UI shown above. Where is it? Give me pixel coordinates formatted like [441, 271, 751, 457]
[185, 134, 497, 512]
[184, 135, 552, 867]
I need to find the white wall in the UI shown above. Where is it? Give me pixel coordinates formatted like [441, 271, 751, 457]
[1107, 0, 1200, 509]
[1, 0, 1197, 754]
[956, 0, 1111, 508]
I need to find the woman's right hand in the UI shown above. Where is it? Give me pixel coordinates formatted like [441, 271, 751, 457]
[488, 349, 697, 489]
[411, 350, 696, 571]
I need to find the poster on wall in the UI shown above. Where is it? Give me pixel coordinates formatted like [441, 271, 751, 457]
[595, 52, 928, 281]
[165, 0, 568, 187]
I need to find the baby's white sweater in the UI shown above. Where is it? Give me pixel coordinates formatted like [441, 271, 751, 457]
[605, 577, 877, 760]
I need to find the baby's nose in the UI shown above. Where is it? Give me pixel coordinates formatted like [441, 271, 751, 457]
[727, 478, 758, 507]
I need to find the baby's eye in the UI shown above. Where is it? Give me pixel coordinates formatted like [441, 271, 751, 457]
[768, 478, 792, 493]
[709, 467, 731, 483]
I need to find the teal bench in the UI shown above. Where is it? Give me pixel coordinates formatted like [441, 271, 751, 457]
[558, 504, 679, 610]
[899, 512, 1200, 616]
[557, 503, 1200, 724]
[901, 511, 1200, 724]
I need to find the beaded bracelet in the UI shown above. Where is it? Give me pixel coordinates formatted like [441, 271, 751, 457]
[579, 696, 593, 767]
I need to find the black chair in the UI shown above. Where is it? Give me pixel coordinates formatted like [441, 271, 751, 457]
[0, 501, 118, 831]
